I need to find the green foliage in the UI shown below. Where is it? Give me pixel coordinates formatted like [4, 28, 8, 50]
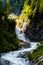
[22, 0, 32, 18]
[31, 0, 43, 17]
[17, 0, 43, 28]
[0, 18, 19, 52]
[22, 0, 43, 18]
[0, 1, 19, 52]
[39, 61, 43, 65]
[26, 42, 43, 61]
[10, 0, 25, 14]
[0, 0, 12, 16]
[39, 0, 43, 12]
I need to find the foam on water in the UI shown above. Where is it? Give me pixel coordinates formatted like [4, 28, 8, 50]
[1, 26, 39, 65]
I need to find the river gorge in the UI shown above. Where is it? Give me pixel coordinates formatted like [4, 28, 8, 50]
[0, 23, 40, 65]
[0, 0, 43, 65]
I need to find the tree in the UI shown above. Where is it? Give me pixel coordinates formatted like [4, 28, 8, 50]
[0, 1, 19, 52]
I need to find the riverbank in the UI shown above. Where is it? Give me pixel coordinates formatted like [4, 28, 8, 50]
[0, 25, 40, 65]
[26, 42, 43, 65]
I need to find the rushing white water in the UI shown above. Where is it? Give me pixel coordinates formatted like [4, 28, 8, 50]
[1, 25, 39, 65]
[15, 25, 39, 52]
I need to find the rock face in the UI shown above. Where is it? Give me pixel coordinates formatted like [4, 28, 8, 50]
[24, 19, 43, 42]
[19, 41, 30, 48]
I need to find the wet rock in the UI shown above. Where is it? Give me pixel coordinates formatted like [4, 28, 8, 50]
[24, 20, 43, 42]
[19, 41, 31, 48]
[0, 58, 10, 65]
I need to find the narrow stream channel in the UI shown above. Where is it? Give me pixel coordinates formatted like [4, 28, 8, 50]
[0, 25, 39, 65]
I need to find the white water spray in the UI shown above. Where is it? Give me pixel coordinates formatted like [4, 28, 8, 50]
[1, 14, 40, 65]
[1, 25, 39, 65]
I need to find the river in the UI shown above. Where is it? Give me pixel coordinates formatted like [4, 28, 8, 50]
[0, 24, 40, 65]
